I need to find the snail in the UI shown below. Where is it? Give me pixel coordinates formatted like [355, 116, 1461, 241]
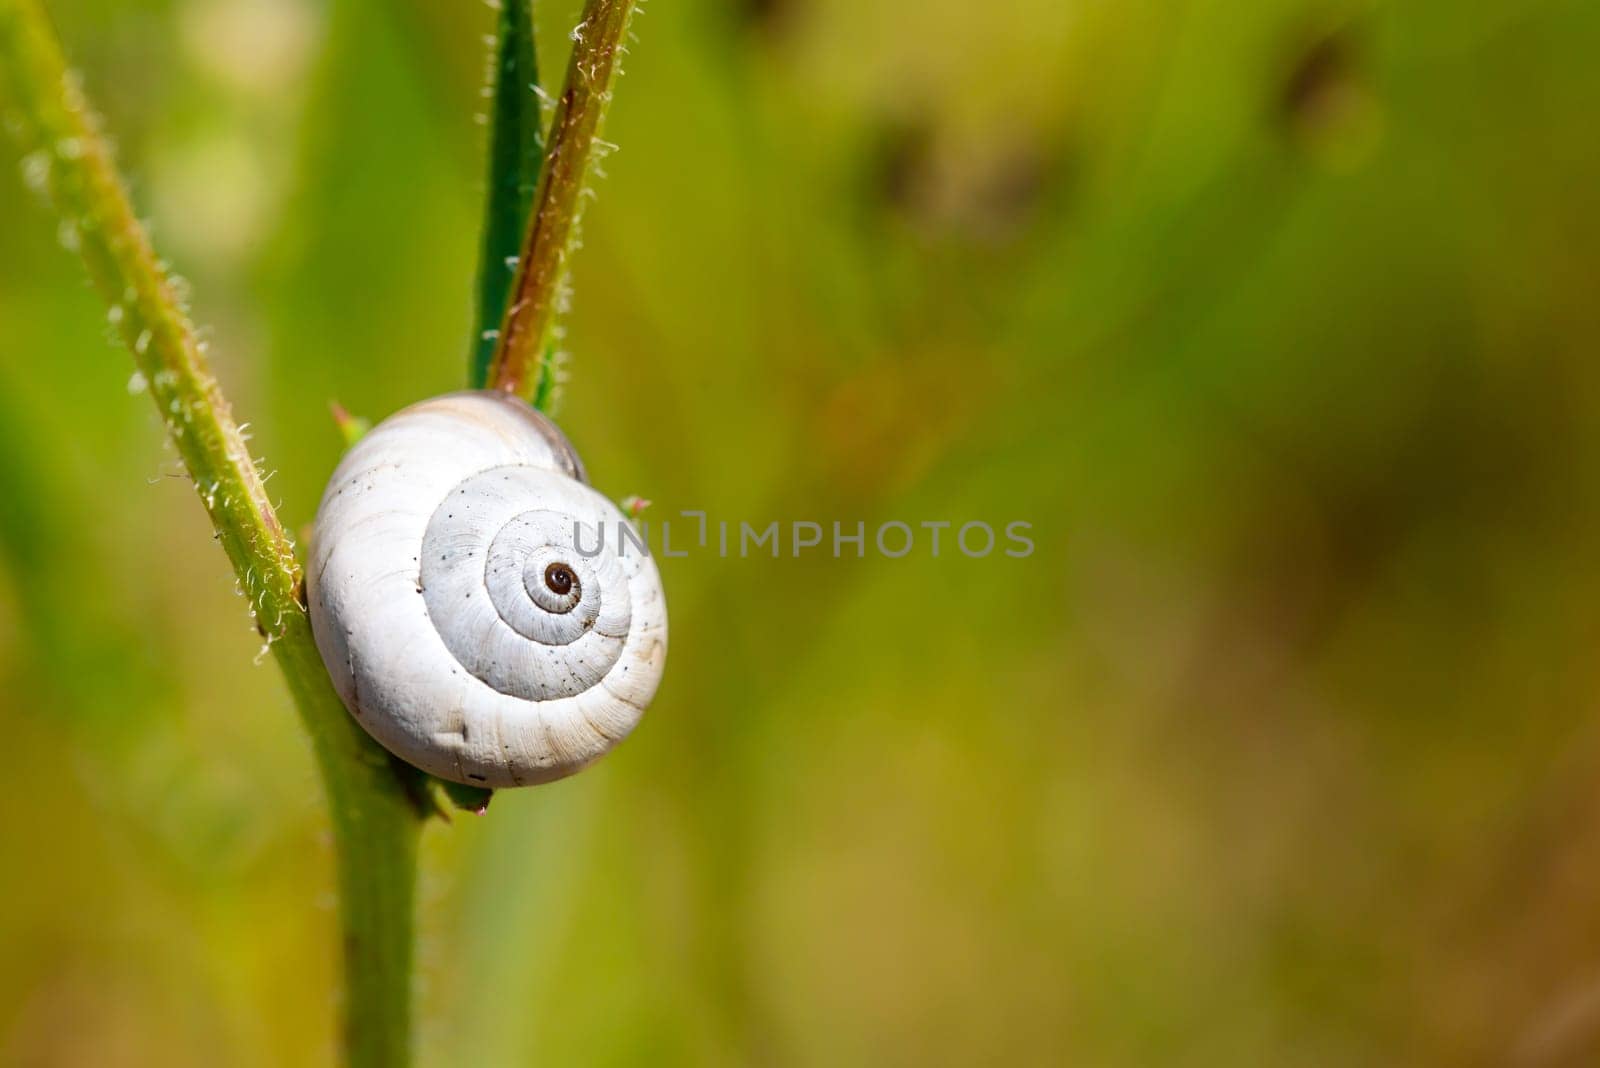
[306, 390, 667, 788]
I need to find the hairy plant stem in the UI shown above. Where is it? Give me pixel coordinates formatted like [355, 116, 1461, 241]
[488, 0, 639, 399]
[0, 3, 421, 1064]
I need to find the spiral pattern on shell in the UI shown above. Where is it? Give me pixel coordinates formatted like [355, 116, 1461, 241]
[307, 391, 667, 787]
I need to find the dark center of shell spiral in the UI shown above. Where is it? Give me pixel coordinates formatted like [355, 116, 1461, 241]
[543, 562, 577, 597]
[417, 465, 633, 703]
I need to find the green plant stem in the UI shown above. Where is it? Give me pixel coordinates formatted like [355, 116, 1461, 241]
[487, 0, 638, 399]
[470, 0, 542, 390]
[0, 4, 421, 1064]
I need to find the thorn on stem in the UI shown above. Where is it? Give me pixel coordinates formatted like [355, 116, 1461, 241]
[330, 401, 371, 449]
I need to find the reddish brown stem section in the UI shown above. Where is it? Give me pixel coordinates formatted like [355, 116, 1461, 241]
[487, 0, 638, 399]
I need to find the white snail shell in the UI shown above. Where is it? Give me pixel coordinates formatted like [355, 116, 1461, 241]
[306, 390, 667, 788]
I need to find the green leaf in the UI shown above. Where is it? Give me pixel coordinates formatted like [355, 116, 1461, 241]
[439, 778, 496, 816]
[470, 0, 544, 388]
[486, 0, 640, 401]
[531, 340, 560, 412]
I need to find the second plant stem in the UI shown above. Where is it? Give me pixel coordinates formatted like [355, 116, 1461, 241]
[488, 0, 638, 399]
[0, 3, 421, 1065]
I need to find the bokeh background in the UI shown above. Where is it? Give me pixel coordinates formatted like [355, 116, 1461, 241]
[4, 0, 1600, 1063]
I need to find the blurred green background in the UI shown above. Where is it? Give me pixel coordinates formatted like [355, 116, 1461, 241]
[4, 0, 1600, 1064]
